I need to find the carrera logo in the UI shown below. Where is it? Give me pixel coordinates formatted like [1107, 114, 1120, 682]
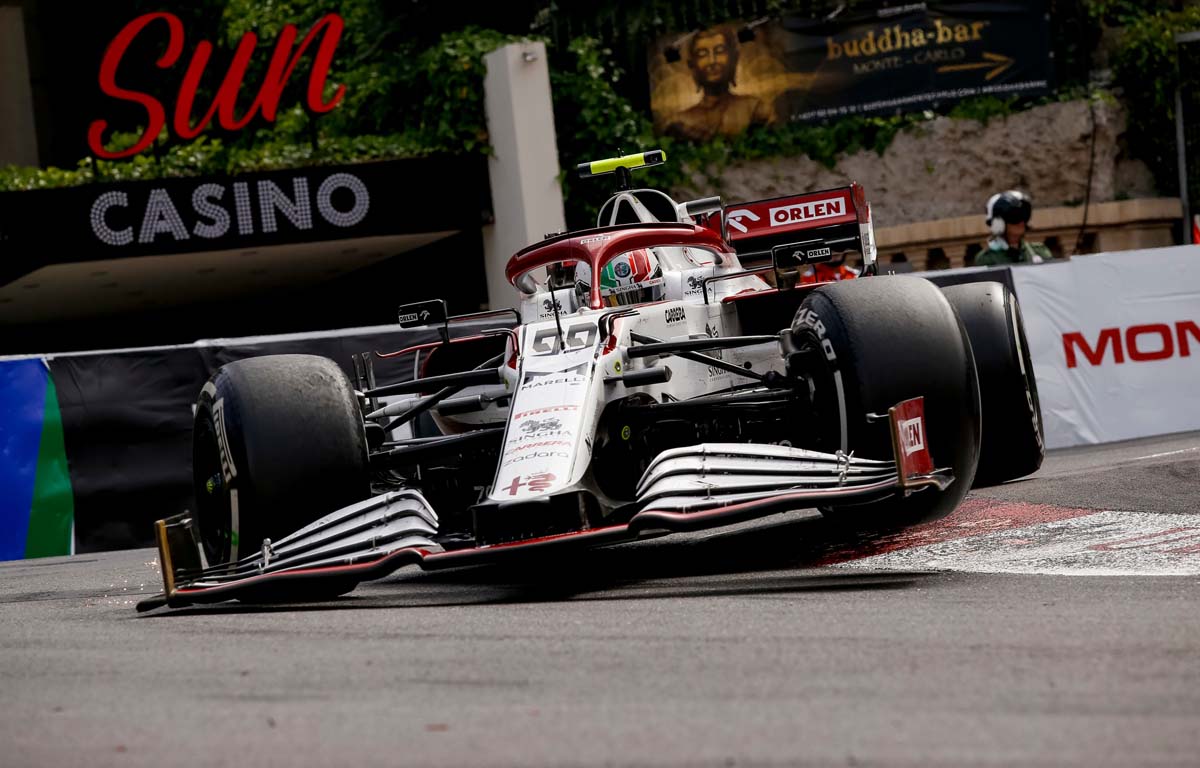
[506, 440, 572, 452]
[1063, 321, 1200, 368]
[898, 417, 925, 456]
[768, 198, 844, 227]
[664, 306, 686, 324]
[579, 235, 611, 245]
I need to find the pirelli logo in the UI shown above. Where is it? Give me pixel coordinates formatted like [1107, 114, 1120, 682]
[768, 198, 845, 227]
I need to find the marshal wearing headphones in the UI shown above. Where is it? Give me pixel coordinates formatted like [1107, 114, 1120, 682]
[977, 190, 1054, 266]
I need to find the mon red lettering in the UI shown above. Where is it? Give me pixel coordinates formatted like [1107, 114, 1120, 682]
[1063, 328, 1123, 368]
[1178, 320, 1200, 356]
[1125, 324, 1173, 362]
[1064, 321, 1199, 368]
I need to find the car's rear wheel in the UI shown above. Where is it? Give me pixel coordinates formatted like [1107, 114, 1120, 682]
[193, 354, 370, 567]
[941, 282, 1044, 486]
[788, 276, 981, 525]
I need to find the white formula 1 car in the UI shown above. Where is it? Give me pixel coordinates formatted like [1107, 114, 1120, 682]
[141, 150, 1043, 610]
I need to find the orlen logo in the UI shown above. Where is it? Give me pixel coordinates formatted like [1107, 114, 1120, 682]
[768, 198, 844, 227]
[898, 417, 925, 456]
[1063, 321, 1200, 368]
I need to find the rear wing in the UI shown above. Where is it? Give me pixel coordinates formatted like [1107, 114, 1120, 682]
[723, 183, 877, 273]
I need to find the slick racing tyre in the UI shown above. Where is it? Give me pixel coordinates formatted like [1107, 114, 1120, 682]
[193, 354, 369, 566]
[789, 276, 982, 525]
[941, 282, 1044, 486]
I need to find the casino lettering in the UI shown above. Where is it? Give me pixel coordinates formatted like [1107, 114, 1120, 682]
[88, 171, 370, 246]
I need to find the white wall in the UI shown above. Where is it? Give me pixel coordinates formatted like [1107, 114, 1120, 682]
[480, 41, 566, 310]
[0, 6, 39, 167]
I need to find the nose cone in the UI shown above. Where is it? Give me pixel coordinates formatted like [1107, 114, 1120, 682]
[488, 320, 602, 504]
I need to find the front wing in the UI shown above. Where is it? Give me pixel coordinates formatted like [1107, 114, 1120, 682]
[138, 398, 949, 611]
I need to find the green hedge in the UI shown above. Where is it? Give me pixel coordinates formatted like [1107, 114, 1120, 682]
[8, 2, 1182, 209]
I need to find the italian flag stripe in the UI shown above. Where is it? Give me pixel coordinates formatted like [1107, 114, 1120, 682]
[25, 374, 74, 558]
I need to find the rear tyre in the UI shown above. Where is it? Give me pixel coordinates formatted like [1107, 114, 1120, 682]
[193, 354, 370, 568]
[788, 276, 981, 525]
[941, 282, 1044, 486]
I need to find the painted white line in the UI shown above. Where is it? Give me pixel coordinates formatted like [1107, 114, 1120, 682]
[836, 511, 1200, 576]
[1129, 446, 1200, 462]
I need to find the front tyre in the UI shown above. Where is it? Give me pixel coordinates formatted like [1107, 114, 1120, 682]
[193, 354, 369, 566]
[788, 276, 982, 525]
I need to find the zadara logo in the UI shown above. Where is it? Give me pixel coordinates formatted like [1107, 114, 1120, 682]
[1063, 321, 1200, 368]
[89, 12, 345, 159]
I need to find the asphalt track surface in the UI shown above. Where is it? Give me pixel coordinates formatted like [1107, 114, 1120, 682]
[3, 432, 1199, 767]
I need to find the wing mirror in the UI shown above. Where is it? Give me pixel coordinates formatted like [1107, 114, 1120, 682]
[516, 272, 538, 295]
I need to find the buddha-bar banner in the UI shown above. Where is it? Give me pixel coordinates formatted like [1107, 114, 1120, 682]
[649, 1, 1051, 141]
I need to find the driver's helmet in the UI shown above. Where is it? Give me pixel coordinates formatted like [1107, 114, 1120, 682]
[576, 249, 664, 306]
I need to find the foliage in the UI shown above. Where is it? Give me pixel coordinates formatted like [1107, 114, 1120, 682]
[550, 37, 660, 221]
[0, 1, 1123, 202]
[409, 28, 536, 153]
[1109, 5, 1200, 194]
[0, 18, 522, 191]
[547, 32, 1043, 225]
[1083, 0, 1178, 26]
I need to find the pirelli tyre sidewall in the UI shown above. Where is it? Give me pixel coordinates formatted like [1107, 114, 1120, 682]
[193, 354, 369, 565]
[791, 276, 982, 525]
[941, 281, 1045, 486]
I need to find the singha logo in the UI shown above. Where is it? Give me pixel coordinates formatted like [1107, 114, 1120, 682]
[520, 418, 562, 435]
[542, 298, 562, 314]
[704, 323, 724, 378]
[687, 275, 705, 290]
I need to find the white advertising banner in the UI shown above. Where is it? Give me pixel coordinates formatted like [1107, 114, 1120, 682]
[1011, 245, 1200, 449]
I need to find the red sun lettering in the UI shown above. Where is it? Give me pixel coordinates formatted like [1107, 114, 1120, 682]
[88, 12, 345, 159]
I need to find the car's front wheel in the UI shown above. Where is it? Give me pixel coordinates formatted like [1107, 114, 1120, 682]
[788, 276, 982, 525]
[193, 354, 370, 566]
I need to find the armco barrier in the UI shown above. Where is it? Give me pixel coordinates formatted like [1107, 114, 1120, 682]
[0, 321, 501, 558]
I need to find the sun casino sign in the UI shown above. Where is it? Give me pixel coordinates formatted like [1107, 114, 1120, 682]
[82, 11, 374, 251]
[88, 11, 345, 159]
[88, 171, 370, 246]
[0, 13, 489, 286]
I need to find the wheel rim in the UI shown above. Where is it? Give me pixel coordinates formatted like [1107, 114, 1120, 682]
[194, 414, 234, 565]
